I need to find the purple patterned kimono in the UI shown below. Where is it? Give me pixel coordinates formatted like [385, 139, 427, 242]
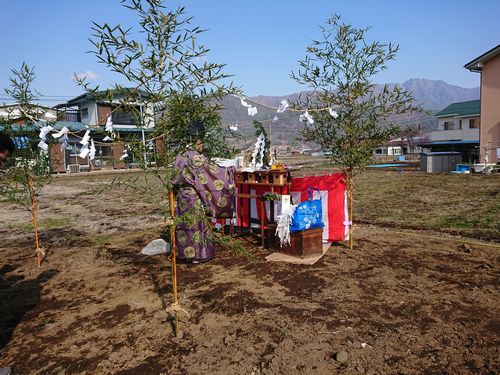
[173, 150, 236, 262]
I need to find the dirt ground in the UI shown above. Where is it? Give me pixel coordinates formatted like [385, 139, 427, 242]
[0, 171, 499, 374]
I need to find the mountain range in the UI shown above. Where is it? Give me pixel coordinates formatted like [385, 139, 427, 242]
[219, 78, 480, 147]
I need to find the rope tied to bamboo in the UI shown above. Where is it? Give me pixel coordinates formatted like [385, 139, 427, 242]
[166, 301, 190, 318]
[36, 247, 46, 258]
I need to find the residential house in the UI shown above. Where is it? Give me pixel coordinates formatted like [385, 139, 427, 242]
[464, 44, 500, 164]
[373, 144, 404, 157]
[0, 104, 57, 123]
[374, 135, 427, 157]
[424, 100, 480, 162]
[51, 89, 156, 172]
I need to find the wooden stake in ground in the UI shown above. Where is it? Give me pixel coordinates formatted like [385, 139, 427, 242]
[348, 173, 354, 250]
[28, 177, 42, 269]
[168, 191, 180, 337]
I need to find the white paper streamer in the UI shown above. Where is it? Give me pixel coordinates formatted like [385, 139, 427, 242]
[119, 150, 128, 160]
[37, 139, 48, 151]
[52, 126, 68, 139]
[299, 110, 314, 125]
[273, 115, 279, 122]
[89, 139, 96, 160]
[79, 145, 90, 159]
[240, 97, 251, 108]
[329, 108, 339, 119]
[248, 106, 258, 116]
[59, 134, 68, 151]
[103, 135, 113, 142]
[251, 133, 266, 169]
[80, 130, 90, 146]
[276, 205, 296, 247]
[229, 124, 238, 131]
[105, 115, 113, 133]
[277, 99, 289, 113]
[39, 125, 53, 141]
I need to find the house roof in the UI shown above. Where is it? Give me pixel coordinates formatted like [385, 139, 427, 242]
[0, 103, 55, 111]
[464, 44, 500, 72]
[434, 100, 480, 118]
[1, 121, 152, 134]
[0, 121, 87, 133]
[422, 151, 462, 155]
[52, 122, 152, 133]
[62, 88, 152, 107]
[423, 140, 479, 146]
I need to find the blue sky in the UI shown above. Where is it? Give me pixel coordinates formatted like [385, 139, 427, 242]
[1, 0, 499, 105]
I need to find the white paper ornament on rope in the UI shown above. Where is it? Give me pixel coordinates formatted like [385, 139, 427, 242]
[59, 134, 68, 151]
[52, 126, 68, 139]
[277, 99, 289, 113]
[89, 139, 96, 160]
[299, 110, 314, 125]
[329, 108, 339, 119]
[105, 115, 113, 133]
[79, 145, 90, 159]
[39, 125, 53, 141]
[80, 130, 91, 146]
[37, 140, 48, 151]
[248, 106, 258, 116]
[240, 97, 251, 108]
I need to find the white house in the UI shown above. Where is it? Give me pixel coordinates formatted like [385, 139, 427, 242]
[49, 89, 157, 172]
[0, 104, 57, 122]
[54, 89, 155, 129]
[424, 100, 480, 162]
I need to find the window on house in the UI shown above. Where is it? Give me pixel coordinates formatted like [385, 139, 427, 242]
[81, 107, 88, 119]
[112, 110, 136, 125]
[469, 118, 480, 129]
[443, 121, 455, 130]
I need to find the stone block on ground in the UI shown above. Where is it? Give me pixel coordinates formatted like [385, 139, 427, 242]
[141, 239, 171, 256]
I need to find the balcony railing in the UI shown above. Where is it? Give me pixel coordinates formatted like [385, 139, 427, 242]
[430, 128, 479, 142]
[56, 109, 81, 122]
[111, 113, 137, 125]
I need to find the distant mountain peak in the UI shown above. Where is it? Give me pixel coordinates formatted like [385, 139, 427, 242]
[220, 79, 479, 146]
[398, 78, 479, 110]
[248, 78, 479, 111]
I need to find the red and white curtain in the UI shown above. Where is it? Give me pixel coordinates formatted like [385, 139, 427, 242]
[215, 172, 348, 242]
[290, 173, 348, 242]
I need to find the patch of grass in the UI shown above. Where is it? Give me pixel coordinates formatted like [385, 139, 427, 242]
[93, 234, 114, 245]
[354, 171, 500, 240]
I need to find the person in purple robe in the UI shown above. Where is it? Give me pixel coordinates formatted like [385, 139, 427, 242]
[173, 121, 236, 262]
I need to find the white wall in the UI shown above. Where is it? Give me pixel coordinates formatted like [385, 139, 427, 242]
[432, 116, 480, 142]
[77, 99, 97, 125]
[76, 99, 154, 128]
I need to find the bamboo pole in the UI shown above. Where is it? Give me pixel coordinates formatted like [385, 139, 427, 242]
[168, 191, 180, 337]
[348, 173, 353, 250]
[28, 177, 41, 269]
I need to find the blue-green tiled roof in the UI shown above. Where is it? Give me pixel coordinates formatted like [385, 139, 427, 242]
[53, 121, 88, 132]
[435, 100, 480, 118]
[1, 121, 152, 134]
